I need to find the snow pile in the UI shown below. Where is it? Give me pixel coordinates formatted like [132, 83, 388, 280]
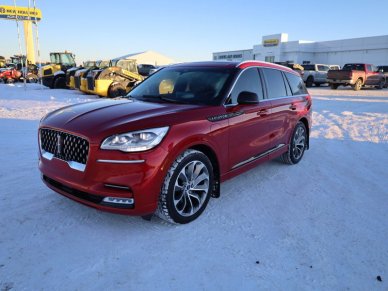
[0, 84, 387, 290]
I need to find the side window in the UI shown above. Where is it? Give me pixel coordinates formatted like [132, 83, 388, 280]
[285, 72, 308, 95]
[367, 65, 373, 72]
[262, 68, 287, 99]
[228, 68, 263, 104]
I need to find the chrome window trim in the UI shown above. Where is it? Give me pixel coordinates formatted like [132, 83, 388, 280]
[96, 159, 145, 164]
[223, 66, 304, 107]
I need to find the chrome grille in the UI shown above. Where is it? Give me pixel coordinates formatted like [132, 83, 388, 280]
[40, 128, 89, 165]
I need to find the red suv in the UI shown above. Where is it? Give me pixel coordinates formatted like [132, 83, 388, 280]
[39, 61, 312, 224]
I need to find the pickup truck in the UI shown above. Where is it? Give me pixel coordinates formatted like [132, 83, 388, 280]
[302, 64, 332, 87]
[327, 63, 385, 90]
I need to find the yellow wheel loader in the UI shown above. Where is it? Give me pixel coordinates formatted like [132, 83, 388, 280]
[86, 59, 144, 98]
[40, 52, 76, 89]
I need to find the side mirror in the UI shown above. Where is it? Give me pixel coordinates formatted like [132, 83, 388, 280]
[237, 91, 259, 104]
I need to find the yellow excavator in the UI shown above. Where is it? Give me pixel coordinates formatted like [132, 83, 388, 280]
[40, 52, 76, 89]
[86, 59, 144, 97]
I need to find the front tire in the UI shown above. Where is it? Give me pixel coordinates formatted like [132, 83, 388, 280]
[281, 121, 307, 165]
[157, 149, 214, 224]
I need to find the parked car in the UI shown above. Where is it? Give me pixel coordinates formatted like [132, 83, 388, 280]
[376, 65, 388, 88]
[327, 63, 385, 90]
[38, 61, 312, 224]
[302, 64, 331, 87]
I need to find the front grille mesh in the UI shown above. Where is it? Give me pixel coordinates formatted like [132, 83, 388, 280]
[40, 128, 89, 165]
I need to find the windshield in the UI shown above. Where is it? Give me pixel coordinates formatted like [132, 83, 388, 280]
[50, 53, 75, 66]
[128, 67, 235, 105]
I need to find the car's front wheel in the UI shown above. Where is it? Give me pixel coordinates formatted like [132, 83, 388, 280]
[157, 149, 214, 224]
[281, 121, 307, 165]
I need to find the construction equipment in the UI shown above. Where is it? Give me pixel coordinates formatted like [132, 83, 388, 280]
[66, 61, 96, 89]
[86, 59, 144, 98]
[78, 60, 111, 94]
[40, 51, 76, 89]
[0, 56, 6, 68]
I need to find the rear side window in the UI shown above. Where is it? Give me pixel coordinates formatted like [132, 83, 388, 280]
[285, 72, 308, 95]
[262, 68, 287, 99]
[228, 68, 264, 104]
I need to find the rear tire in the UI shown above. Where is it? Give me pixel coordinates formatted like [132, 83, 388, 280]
[108, 83, 126, 98]
[281, 122, 307, 165]
[157, 149, 214, 224]
[306, 76, 314, 87]
[53, 76, 66, 89]
[353, 78, 362, 91]
[330, 83, 339, 90]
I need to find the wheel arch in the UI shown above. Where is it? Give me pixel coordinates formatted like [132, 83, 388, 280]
[189, 144, 221, 198]
[299, 117, 310, 149]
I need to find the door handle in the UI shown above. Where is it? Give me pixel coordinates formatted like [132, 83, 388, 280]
[290, 104, 297, 110]
[257, 109, 269, 116]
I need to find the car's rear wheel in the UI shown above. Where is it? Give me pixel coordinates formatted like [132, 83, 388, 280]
[281, 121, 307, 165]
[353, 78, 362, 91]
[157, 149, 213, 224]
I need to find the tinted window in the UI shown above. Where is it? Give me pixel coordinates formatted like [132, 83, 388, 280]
[285, 72, 308, 95]
[317, 65, 329, 71]
[228, 68, 263, 104]
[262, 68, 287, 99]
[303, 65, 315, 71]
[343, 64, 364, 71]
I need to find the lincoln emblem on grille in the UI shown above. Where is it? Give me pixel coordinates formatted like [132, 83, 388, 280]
[56, 134, 63, 155]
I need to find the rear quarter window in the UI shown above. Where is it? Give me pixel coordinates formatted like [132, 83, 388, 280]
[262, 68, 287, 98]
[285, 72, 308, 95]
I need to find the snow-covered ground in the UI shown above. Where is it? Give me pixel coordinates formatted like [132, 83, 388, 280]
[0, 83, 387, 290]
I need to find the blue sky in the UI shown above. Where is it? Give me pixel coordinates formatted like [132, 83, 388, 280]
[1, 0, 388, 64]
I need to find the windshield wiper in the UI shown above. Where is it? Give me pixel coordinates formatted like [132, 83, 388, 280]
[141, 94, 187, 104]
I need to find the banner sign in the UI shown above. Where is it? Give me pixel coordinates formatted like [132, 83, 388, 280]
[263, 39, 279, 47]
[0, 5, 42, 21]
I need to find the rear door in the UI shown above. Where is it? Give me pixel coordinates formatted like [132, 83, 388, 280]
[226, 67, 273, 170]
[365, 64, 380, 85]
[262, 68, 309, 149]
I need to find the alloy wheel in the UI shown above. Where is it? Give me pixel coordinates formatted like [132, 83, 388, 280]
[292, 126, 306, 160]
[173, 160, 210, 217]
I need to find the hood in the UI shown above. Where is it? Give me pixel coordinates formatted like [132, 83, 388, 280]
[40, 99, 204, 143]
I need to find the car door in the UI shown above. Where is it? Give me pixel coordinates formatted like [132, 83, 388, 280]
[317, 65, 330, 83]
[226, 67, 274, 170]
[365, 64, 379, 85]
[262, 68, 309, 150]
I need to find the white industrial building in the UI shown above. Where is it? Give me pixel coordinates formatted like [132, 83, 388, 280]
[213, 33, 388, 66]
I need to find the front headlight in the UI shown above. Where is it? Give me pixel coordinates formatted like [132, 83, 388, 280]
[100, 126, 169, 152]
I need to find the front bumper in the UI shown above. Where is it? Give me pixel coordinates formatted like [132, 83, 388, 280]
[39, 143, 170, 216]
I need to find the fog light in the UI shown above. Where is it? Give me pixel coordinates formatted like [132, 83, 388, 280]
[103, 197, 134, 205]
